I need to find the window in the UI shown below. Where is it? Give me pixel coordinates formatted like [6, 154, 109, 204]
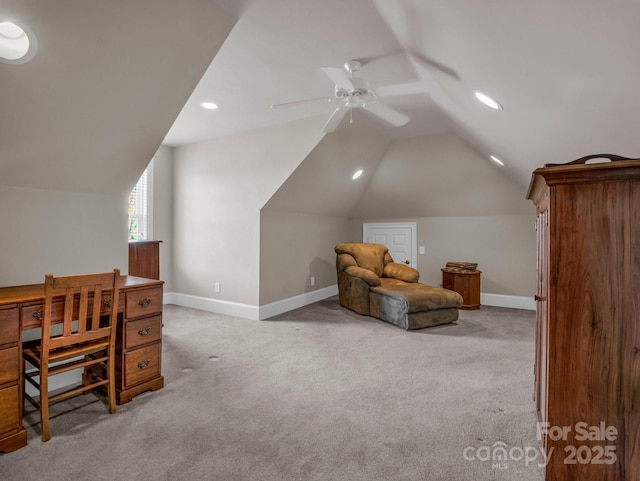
[128, 161, 153, 241]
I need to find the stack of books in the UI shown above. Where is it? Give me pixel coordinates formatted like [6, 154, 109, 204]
[445, 261, 478, 271]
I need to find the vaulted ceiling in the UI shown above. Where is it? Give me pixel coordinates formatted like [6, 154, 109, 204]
[166, 0, 640, 188]
[4, 0, 640, 197]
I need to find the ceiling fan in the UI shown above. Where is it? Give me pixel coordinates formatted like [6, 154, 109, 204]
[270, 60, 432, 133]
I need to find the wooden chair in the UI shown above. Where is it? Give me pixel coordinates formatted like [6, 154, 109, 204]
[22, 269, 120, 442]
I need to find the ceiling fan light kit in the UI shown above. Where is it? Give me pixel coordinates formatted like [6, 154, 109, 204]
[271, 59, 430, 133]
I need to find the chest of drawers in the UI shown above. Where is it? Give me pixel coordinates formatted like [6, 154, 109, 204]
[115, 285, 164, 404]
[0, 306, 27, 453]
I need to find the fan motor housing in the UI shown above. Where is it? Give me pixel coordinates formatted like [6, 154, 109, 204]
[334, 87, 368, 99]
[334, 76, 370, 101]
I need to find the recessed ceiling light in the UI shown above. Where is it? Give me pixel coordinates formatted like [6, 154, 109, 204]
[352, 169, 363, 180]
[0, 19, 37, 64]
[474, 91, 502, 110]
[200, 102, 218, 110]
[490, 155, 504, 166]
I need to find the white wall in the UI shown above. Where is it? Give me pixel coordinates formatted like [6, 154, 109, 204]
[349, 215, 535, 297]
[416, 215, 535, 297]
[171, 116, 326, 305]
[259, 119, 390, 304]
[347, 134, 537, 299]
[260, 211, 349, 304]
[0, 185, 127, 287]
[169, 129, 536, 309]
[152, 145, 174, 292]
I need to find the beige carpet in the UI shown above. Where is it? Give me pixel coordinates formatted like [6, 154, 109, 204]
[1, 299, 544, 480]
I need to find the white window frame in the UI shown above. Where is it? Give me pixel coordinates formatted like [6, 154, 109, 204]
[128, 160, 153, 241]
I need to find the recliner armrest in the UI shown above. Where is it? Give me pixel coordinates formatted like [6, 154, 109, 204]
[344, 266, 381, 287]
[383, 262, 420, 283]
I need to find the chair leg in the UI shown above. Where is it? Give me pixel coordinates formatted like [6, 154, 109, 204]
[40, 367, 51, 442]
[83, 359, 92, 395]
[107, 358, 116, 414]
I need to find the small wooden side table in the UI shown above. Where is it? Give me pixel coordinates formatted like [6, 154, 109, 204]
[441, 267, 481, 310]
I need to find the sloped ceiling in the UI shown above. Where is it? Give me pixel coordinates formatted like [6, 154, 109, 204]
[165, 0, 640, 189]
[377, 0, 640, 187]
[262, 115, 390, 217]
[165, 0, 454, 146]
[0, 0, 235, 195]
[6, 1, 640, 198]
[350, 134, 532, 219]
[264, 128, 531, 221]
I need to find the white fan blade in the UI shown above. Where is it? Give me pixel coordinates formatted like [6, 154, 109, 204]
[374, 81, 432, 98]
[321, 67, 354, 90]
[363, 102, 409, 127]
[270, 97, 332, 109]
[322, 107, 348, 133]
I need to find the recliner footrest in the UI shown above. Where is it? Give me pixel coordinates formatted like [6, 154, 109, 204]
[369, 282, 463, 330]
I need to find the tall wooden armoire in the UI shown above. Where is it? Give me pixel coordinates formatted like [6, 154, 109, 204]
[527, 154, 640, 481]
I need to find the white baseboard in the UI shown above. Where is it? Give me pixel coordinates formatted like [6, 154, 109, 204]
[164, 285, 339, 321]
[164, 292, 259, 320]
[164, 288, 533, 320]
[258, 285, 338, 320]
[480, 293, 536, 310]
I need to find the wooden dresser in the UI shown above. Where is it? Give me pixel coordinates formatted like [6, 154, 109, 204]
[0, 276, 164, 453]
[0, 305, 26, 453]
[527, 154, 640, 481]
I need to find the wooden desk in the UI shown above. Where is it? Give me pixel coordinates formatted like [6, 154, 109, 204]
[0, 276, 164, 453]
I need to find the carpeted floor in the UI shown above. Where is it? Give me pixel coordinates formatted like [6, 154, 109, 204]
[1, 299, 544, 481]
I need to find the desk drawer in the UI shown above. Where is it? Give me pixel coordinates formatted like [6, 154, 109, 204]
[21, 301, 64, 330]
[99, 293, 125, 315]
[124, 343, 161, 388]
[125, 315, 162, 349]
[0, 385, 20, 436]
[126, 287, 162, 319]
[0, 347, 19, 386]
[0, 308, 19, 348]
[21, 296, 125, 330]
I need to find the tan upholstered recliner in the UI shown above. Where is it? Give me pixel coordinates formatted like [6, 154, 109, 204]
[335, 242, 463, 330]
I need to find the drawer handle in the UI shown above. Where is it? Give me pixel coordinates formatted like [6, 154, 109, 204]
[138, 327, 151, 336]
[104, 299, 111, 308]
[32, 309, 43, 321]
[138, 298, 152, 308]
[137, 359, 150, 369]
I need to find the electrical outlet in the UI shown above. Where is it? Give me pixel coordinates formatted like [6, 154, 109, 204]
[419, 246, 425, 255]
[215, 282, 221, 293]
[310, 276, 315, 286]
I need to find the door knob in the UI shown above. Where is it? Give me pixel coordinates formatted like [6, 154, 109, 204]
[405, 260, 410, 265]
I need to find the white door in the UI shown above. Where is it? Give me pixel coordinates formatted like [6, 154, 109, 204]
[363, 222, 417, 267]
